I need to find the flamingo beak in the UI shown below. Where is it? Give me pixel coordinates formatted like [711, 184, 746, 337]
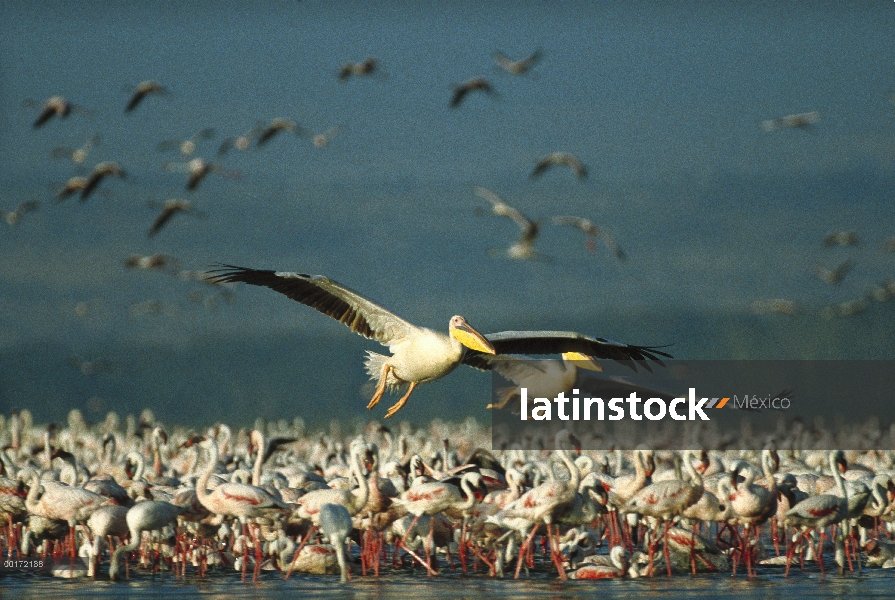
[451, 319, 496, 354]
[562, 352, 602, 372]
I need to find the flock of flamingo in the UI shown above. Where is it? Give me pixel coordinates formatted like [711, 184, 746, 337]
[1, 411, 894, 585]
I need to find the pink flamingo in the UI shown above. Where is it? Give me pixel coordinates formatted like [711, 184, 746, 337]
[624, 449, 703, 576]
[569, 545, 629, 579]
[187, 435, 289, 580]
[783, 449, 849, 576]
[727, 450, 777, 575]
[25, 474, 107, 558]
[109, 500, 184, 580]
[391, 470, 486, 576]
[499, 448, 580, 580]
[286, 440, 368, 577]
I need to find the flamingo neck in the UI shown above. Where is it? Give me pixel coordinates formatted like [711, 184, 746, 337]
[633, 450, 648, 486]
[684, 450, 703, 488]
[24, 475, 42, 512]
[126, 451, 145, 481]
[457, 475, 477, 511]
[197, 439, 219, 505]
[348, 447, 369, 515]
[830, 451, 847, 499]
[152, 432, 163, 477]
[559, 450, 580, 492]
[252, 432, 264, 487]
[761, 450, 777, 494]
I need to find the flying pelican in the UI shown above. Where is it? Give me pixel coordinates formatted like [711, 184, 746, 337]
[474, 186, 540, 260]
[338, 57, 378, 80]
[207, 265, 670, 417]
[816, 258, 852, 285]
[165, 157, 236, 191]
[125, 253, 178, 272]
[56, 176, 89, 202]
[485, 353, 601, 410]
[300, 126, 343, 148]
[217, 127, 259, 157]
[51, 135, 99, 165]
[125, 80, 168, 112]
[761, 111, 820, 131]
[551, 216, 626, 261]
[81, 161, 126, 201]
[493, 49, 542, 75]
[256, 118, 302, 146]
[450, 77, 495, 108]
[531, 152, 587, 179]
[1, 200, 39, 226]
[29, 96, 89, 128]
[148, 198, 195, 237]
[824, 231, 858, 247]
[157, 128, 216, 156]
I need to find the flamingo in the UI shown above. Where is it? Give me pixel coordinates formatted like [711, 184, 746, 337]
[109, 501, 184, 580]
[293, 439, 369, 523]
[188, 435, 288, 579]
[624, 449, 703, 576]
[727, 450, 777, 575]
[499, 447, 580, 580]
[1, 200, 40, 227]
[256, 118, 301, 146]
[319, 503, 352, 583]
[56, 176, 90, 202]
[568, 545, 629, 579]
[189, 435, 289, 521]
[600, 447, 653, 549]
[760, 110, 820, 131]
[391, 470, 486, 576]
[25, 474, 107, 558]
[165, 157, 234, 191]
[86, 504, 129, 577]
[0, 476, 27, 556]
[783, 449, 849, 576]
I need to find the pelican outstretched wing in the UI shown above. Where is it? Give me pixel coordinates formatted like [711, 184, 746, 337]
[206, 265, 421, 346]
[465, 331, 670, 372]
[474, 186, 536, 234]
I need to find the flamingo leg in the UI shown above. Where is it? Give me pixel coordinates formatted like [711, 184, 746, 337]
[367, 364, 391, 409]
[384, 382, 418, 419]
[398, 539, 438, 576]
[515, 524, 538, 579]
[662, 520, 673, 577]
[251, 524, 261, 582]
[548, 524, 567, 580]
[424, 518, 436, 576]
[690, 524, 698, 575]
[785, 529, 805, 577]
[285, 525, 317, 580]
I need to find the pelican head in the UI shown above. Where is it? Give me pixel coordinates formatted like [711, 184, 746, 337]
[449, 316, 495, 354]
